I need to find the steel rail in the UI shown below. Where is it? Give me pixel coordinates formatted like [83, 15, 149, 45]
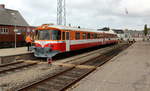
[0, 62, 37, 74]
[0, 61, 24, 67]
[17, 43, 132, 91]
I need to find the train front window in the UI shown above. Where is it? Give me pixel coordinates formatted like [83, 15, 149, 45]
[52, 30, 61, 40]
[36, 30, 61, 40]
[38, 30, 50, 40]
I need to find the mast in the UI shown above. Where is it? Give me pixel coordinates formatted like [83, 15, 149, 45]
[57, 0, 66, 25]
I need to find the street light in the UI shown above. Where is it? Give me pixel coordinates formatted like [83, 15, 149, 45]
[11, 12, 18, 48]
[14, 28, 18, 48]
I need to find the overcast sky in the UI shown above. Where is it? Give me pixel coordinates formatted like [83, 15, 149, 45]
[1, 0, 150, 30]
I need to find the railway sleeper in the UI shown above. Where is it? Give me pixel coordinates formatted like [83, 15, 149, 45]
[62, 70, 92, 79]
[55, 76, 77, 82]
[72, 67, 92, 71]
[43, 81, 65, 87]
[0, 63, 36, 74]
[0, 61, 23, 67]
[59, 75, 77, 80]
[40, 82, 67, 91]
[34, 84, 59, 91]
[49, 78, 70, 85]
[65, 71, 85, 75]
[61, 73, 83, 78]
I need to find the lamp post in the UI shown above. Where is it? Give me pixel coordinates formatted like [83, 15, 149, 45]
[11, 12, 18, 48]
[14, 28, 18, 48]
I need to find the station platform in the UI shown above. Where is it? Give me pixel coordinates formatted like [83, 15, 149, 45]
[0, 47, 31, 57]
[70, 41, 150, 91]
[0, 47, 33, 64]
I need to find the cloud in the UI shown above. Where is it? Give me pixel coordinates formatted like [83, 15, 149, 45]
[1, 0, 150, 30]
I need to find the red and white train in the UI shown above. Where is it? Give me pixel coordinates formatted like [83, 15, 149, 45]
[33, 24, 118, 58]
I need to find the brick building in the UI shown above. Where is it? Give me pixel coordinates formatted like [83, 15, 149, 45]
[0, 4, 35, 48]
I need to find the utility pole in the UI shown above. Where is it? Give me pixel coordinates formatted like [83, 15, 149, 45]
[57, 0, 66, 25]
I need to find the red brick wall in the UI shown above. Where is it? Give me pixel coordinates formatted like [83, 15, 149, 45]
[0, 24, 36, 42]
[0, 25, 35, 35]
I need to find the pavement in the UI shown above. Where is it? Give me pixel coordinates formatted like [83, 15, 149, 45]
[69, 41, 150, 91]
[0, 47, 31, 57]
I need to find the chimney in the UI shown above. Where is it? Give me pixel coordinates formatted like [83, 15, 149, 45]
[0, 4, 5, 9]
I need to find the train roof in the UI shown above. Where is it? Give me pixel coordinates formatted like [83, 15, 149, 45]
[37, 24, 116, 35]
[49, 25, 100, 32]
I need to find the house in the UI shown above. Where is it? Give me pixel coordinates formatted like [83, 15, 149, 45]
[112, 29, 125, 40]
[0, 4, 35, 34]
[0, 4, 35, 48]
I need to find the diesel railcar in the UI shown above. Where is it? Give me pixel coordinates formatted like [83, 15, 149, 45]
[33, 24, 118, 58]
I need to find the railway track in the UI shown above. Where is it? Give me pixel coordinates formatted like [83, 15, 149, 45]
[66, 43, 130, 65]
[0, 61, 38, 75]
[17, 43, 132, 91]
[82, 43, 130, 66]
[62, 44, 120, 64]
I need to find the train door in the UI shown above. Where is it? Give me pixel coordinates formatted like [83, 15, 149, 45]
[65, 32, 70, 51]
[103, 32, 105, 44]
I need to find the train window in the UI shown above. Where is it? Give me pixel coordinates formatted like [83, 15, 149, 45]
[38, 30, 50, 40]
[52, 30, 61, 40]
[94, 33, 97, 39]
[62, 32, 65, 40]
[104, 34, 106, 38]
[66, 32, 70, 40]
[87, 33, 90, 39]
[91, 34, 94, 39]
[115, 35, 118, 38]
[107, 34, 109, 38]
[96, 34, 98, 38]
[100, 34, 103, 38]
[35, 30, 38, 38]
[109, 34, 111, 38]
[75, 32, 80, 40]
[37, 30, 61, 40]
[113, 35, 115, 38]
[97, 34, 98, 38]
[98, 34, 101, 38]
[82, 33, 87, 39]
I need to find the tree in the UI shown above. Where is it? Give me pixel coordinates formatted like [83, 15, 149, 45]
[144, 24, 148, 36]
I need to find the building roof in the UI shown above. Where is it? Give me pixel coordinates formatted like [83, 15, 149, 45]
[112, 29, 124, 34]
[0, 7, 29, 26]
